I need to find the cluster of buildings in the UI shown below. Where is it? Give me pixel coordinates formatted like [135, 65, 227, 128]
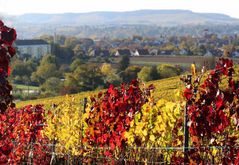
[14, 38, 239, 59]
[90, 48, 151, 57]
[14, 39, 159, 58]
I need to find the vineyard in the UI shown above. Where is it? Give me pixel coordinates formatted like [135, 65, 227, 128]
[1, 21, 239, 164]
[16, 75, 184, 108]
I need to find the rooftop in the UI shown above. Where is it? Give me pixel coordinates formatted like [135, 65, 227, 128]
[15, 39, 49, 46]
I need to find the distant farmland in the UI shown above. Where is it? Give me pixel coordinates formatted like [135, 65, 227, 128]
[113, 56, 239, 69]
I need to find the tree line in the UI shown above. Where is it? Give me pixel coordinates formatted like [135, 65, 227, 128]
[10, 52, 182, 100]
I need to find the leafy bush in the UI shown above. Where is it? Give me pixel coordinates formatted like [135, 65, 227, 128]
[137, 66, 157, 82]
[122, 65, 141, 83]
[83, 80, 154, 158]
[157, 64, 182, 79]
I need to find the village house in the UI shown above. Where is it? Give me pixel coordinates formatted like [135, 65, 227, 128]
[89, 48, 110, 57]
[115, 49, 132, 56]
[203, 48, 223, 57]
[149, 49, 159, 56]
[15, 39, 51, 59]
[179, 49, 189, 55]
[133, 49, 150, 56]
[159, 50, 173, 55]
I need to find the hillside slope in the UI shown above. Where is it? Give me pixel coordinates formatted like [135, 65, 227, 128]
[16, 76, 184, 108]
[16, 64, 239, 108]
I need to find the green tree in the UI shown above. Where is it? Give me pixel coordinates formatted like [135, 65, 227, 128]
[100, 63, 121, 86]
[10, 59, 37, 84]
[73, 44, 86, 60]
[64, 64, 104, 93]
[11, 59, 30, 77]
[151, 66, 159, 80]
[51, 43, 74, 65]
[63, 74, 79, 93]
[59, 64, 70, 74]
[40, 77, 63, 97]
[64, 36, 80, 49]
[31, 54, 59, 84]
[70, 59, 84, 71]
[157, 64, 182, 79]
[122, 65, 141, 83]
[118, 55, 130, 72]
[179, 41, 189, 52]
[137, 66, 153, 82]
[162, 43, 177, 51]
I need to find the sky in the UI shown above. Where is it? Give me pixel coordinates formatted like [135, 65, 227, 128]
[0, 0, 239, 18]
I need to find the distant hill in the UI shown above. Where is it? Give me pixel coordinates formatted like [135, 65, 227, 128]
[12, 10, 239, 26]
[2, 10, 239, 38]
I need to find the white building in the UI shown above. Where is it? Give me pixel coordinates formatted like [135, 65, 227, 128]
[15, 39, 51, 59]
[133, 49, 150, 56]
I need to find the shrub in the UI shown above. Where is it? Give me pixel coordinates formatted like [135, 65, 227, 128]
[157, 64, 182, 79]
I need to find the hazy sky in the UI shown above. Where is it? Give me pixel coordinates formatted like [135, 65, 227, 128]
[0, 0, 238, 18]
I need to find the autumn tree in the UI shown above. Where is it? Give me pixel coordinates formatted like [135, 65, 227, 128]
[70, 59, 84, 71]
[100, 63, 121, 86]
[73, 44, 86, 60]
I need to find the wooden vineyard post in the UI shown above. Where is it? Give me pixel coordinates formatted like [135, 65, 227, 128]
[29, 138, 35, 165]
[50, 139, 57, 165]
[183, 75, 192, 164]
[80, 98, 87, 163]
[184, 102, 189, 164]
[83, 98, 87, 113]
[50, 104, 57, 165]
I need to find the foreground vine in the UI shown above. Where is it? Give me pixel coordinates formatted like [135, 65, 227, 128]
[181, 58, 239, 164]
[0, 20, 16, 112]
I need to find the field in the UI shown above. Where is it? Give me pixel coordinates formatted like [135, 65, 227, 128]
[114, 56, 239, 68]
[13, 84, 39, 90]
